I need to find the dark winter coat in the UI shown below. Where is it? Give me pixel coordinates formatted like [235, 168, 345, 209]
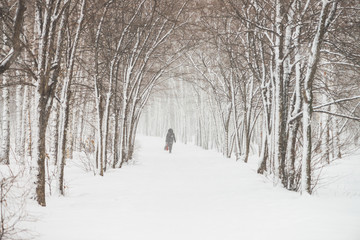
[166, 129, 176, 144]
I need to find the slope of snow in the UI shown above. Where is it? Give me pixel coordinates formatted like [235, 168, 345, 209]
[315, 150, 360, 198]
[24, 136, 360, 240]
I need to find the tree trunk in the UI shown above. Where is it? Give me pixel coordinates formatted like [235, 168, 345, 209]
[301, 0, 336, 195]
[230, 73, 241, 160]
[102, 94, 111, 172]
[257, 119, 268, 174]
[242, 109, 250, 163]
[20, 86, 29, 159]
[301, 96, 312, 194]
[57, 88, 71, 196]
[34, 0, 72, 205]
[273, 0, 285, 180]
[15, 84, 23, 156]
[286, 119, 300, 190]
[332, 115, 341, 159]
[50, 102, 59, 165]
[76, 90, 86, 151]
[321, 95, 330, 163]
[34, 90, 48, 206]
[57, 0, 86, 192]
[112, 109, 120, 168]
[68, 104, 76, 160]
[285, 20, 302, 189]
[0, 74, 10, 165]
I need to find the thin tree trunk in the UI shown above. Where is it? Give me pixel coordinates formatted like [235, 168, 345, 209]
[0, 74, 10, 165]
[257, 121, 268, 174]
[257, 39, 271, 174]
[230, 72, 241, 160]
[301, 0, 336, 195]
[285, 19, 302, 190]
[50, 102, 59, 165]
[34, 90, 48, 206]
[57, 89, 71, 195]
[273, 0, 285, 180]
[302, 97, 312, 194]
[15, 84, 23, 156]
[332, 114, 341, 159]
[77, 88, 86, 151]
[92, 0, 112, 173]
[321, 94, 330, 163]
[57, 0, 86, 193]
[112, 109, 120, 168]
[20, 86, 29, 160]
[68, 102, 76, 159]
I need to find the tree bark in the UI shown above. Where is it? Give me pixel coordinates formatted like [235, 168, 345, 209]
[0, 74, 10, 164]
[301, 0, 337, 195]
[15, 84, 23, 156]
[50, 102, 59, 165]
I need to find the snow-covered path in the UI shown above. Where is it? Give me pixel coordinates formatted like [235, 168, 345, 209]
[28, 136, 360, 240]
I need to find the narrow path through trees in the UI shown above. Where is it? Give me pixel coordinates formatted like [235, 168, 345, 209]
[27, 136, 360, 240]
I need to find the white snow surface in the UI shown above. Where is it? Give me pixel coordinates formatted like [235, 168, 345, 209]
[25, 136, 360, 240]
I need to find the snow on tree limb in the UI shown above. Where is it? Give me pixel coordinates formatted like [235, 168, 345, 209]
[314, 110, 360, 121]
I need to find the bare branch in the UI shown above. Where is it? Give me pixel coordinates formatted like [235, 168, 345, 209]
[0, 0, 26, 75]
[314, 110, 360, 121]
[289, 96, 360, 123]
[313, 96, 360, 110]
[0, 81, 35, 89]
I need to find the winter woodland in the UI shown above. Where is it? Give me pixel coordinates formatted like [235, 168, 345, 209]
[0, 0, 359, 239]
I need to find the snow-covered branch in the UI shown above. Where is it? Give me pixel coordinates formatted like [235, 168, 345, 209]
[289, 96, 360, 123]
[314, 96, 360, 110]
[314, 110, 360, 121]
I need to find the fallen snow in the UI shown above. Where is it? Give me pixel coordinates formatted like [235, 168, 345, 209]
[24, 136, 360, 240]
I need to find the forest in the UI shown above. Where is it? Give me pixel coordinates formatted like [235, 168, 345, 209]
[0, 0, 359, 238]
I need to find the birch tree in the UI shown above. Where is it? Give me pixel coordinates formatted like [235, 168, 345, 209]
[301, 0, 338, 194]
[56, 0, 86, 195]
[0, 73, 10, 164]
[31, 0, 71, 206]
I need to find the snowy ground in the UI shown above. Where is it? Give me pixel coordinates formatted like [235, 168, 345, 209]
[25, 136, 360, 240]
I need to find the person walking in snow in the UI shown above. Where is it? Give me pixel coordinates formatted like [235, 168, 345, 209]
[165, 128, 176, 153]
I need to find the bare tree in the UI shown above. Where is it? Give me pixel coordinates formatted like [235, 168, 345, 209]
[0, 0, 26, 75]
[30, 0, 71, 206]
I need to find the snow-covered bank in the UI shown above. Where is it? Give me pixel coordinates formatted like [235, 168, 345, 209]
[315, 150, 360, 198]
[24, 136, 360, 240]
